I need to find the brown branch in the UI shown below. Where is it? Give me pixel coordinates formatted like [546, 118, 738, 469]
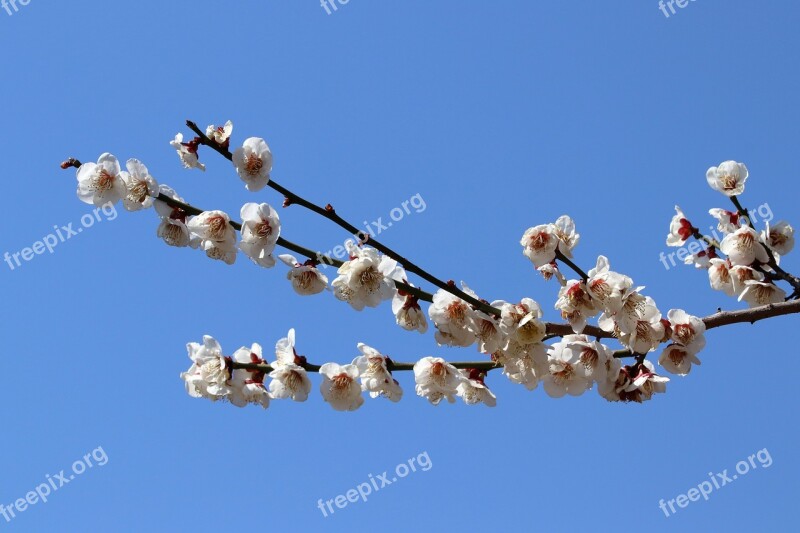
[231, 360, 502, 373]
[703, 299, 800, 329]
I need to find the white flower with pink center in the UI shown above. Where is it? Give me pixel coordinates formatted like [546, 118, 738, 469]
[229, 343, 270, 409]
[76, 153, 128, 207]
[332, 244, 402, 310]
[206, 120, 233, 145]
[602, 361, 669, 403]
[538, 262, 566, 285]
[428, 287, 477, 348]
[268, 329, 312, 402]
[500, 298, 546, 346]
[666, 309, 706, 354]
[121, 159, 159, 211]
[319, 363, 364, 411]
[543, 339, 593, 398]
[498, 341, 549, 391]
[239, 202, 281, 268]
[232, 137, 272, 192]
[187, 210, 238, 264]
[154, 185, 198, 249]
[709, 208, 742, 234]
[617, 298, 665, 354]
[413, 357, 462, 405]
[708, 258, 735, 296]
[762, 221, 794, 257]
[170, 133, 206, 171]
[720, 226, 769, 266]
[555, 280, 600, 333]
[586, 256, 632, 312]
[706, 160, 748, 197]
[181, 335, 231, 401]
[738, 280, 786, 307]
[521, 224, 559, 268]
[666, 205, 696, 247]
[392, 284, 429, 334]
[278, 254, 329, 295]
[658, 344, 701, 376]
[553, 215, 580, 258]
[353, 344, 402, 402]
[456, 369, 497, 407]
[729, 265, 765, 295]
[683, 248, 717, 270]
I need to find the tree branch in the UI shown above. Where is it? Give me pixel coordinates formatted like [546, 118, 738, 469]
[185, 119, 502, 318]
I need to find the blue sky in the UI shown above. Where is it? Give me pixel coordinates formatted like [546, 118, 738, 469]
[1, 1, 798, 531]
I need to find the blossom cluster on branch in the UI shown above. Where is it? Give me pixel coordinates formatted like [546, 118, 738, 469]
[63, 119, 799, 409]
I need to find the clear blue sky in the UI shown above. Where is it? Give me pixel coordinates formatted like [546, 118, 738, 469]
[2, 1, 798, 531]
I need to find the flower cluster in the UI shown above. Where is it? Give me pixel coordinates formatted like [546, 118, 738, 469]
[181, 332, 409, 411]
[69, 121, 800, 410]
[668, 160, 794, 307]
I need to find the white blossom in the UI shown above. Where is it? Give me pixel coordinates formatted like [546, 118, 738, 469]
[762, 221, 794, 257]
[332, 244, 401, 310]
[498, 341, 549, 391]
[683, 248, 716, 270]
[413, 357, 462, 405]
[586, 256, 632, 312]
[187, 210, 238, 264]
[461, 284, 506, 353]
[658, 344, 701, 376]
[720, 226, 769, 266]
[666, 309, 706, 354]
[181, 335, 231, 400]
[229, 343, 270, 409]
[553, 215, 580, 258]
[353, 344, 402, 402]
[602, 361, 669, 403]
[708, 258, 735, 296]
[456, 369, 496, 407]
[232, 137, 272, 192]
[278, 254, 329, 295]
[319, 363, 364, 411]
[738, 280, 786, 307]
[121, 159, 158, 211]
[709, 208, 742, 234]
[729, 265, 765, 295]
[500, 298, 545, 346]
[538, 262, 566, 285]
[543, 338, 594, 398]
[268, 329, 312, 402]
[666, 206, 695, 247]
[617, 297, 665, 354]
[555, 280, 600, 333]
[170, 133, 205, 171]
[428, 287, 477, 348]
[206, 120, 233, 145]
[391, 283, 428, 334]
[76, 153, 128, 207]
[521, 224, 559, 268]
[706, 160, 748, 197]
[239, 203, 281, 268]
